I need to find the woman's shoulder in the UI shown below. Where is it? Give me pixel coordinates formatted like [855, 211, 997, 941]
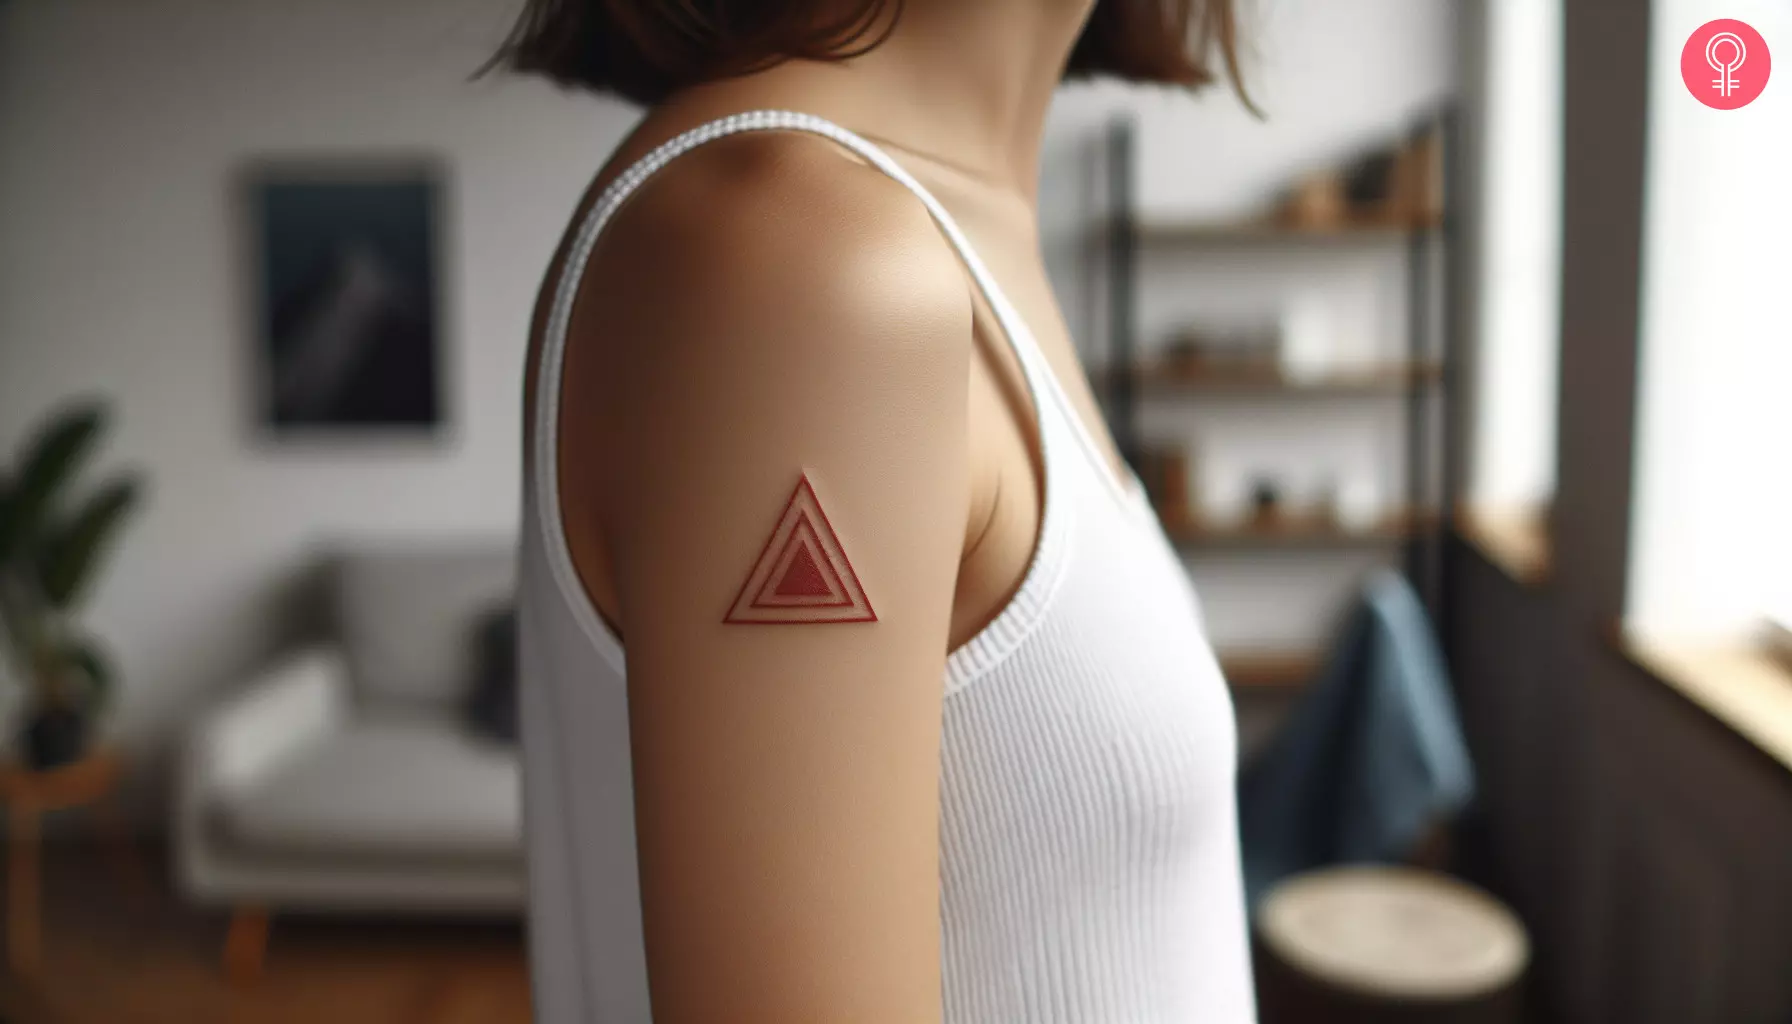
[586, 127, 972, 350]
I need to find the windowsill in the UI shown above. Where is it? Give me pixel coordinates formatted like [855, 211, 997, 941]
[1455, 503, 1552, 586]
[1622, 632, 1792, 773]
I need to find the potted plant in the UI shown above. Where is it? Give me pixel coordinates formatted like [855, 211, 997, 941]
[0, 400, 142, 770]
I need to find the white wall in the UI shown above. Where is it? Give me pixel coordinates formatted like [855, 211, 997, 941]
[1627, 0, 1792, 642]
[0, 0, 634, 749]
[1467, 0, 1562, 512]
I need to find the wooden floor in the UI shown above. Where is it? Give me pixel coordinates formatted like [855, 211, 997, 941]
[2, 842, 1559, 1024]
[0, 844, 531, 1024]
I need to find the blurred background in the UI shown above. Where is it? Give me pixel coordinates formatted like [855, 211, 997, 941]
[0, 0, 1787, 1021]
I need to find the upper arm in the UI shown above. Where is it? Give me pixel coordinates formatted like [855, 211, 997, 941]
[580, 139, 971, 1024]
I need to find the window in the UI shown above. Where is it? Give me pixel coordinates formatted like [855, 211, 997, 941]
[1626, 0, 1791, 646]
[1459, 0, 1562, 581]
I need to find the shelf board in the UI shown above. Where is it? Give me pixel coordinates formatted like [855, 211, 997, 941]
[1220, 650, 1321, 690]
[1159, 507, 1434, 550]
[1105, 360, 1441, 398]
[1127, 213, 1443, 246]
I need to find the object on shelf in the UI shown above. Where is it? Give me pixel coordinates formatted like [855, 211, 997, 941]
[1199, 458, 1252, 528]
[1162, 323, 1281, 372]
[1137, 446, 1195, 522]
[1277, 169, 1350, 230]
[1343, 147, 1401, 210]
[1386, 127, 1445, 224]
[1249, 477, 1285, 526]
[1278, 293, 1336, 382]
[1335, 477, 1384, 532]
[1273, 131, 1444, 230]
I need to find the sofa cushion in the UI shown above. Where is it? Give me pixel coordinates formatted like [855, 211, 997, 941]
[463, 606, 519, 745]
[330, 543, 514, 708]
[221, 718, 519, 864]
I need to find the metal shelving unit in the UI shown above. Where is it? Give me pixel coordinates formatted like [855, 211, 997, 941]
[1101, 111, 1460, 685]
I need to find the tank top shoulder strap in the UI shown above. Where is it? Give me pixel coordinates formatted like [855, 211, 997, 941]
[551, 111, 1057, 414]
[533, 110, 1137, 507]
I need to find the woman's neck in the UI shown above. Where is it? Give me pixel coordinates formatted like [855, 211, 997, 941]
[664, 0, 1096, 202]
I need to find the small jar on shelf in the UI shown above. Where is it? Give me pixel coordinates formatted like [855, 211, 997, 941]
[1136, 444, 1196, 525]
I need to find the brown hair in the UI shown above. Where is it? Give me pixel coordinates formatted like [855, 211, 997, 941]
[489, 1, 1249, 109]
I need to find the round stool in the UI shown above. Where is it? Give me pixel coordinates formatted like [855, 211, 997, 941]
[1254, 866, 1529, 1024]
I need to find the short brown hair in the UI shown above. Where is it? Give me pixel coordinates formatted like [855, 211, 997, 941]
[489, 1, 1249, 108]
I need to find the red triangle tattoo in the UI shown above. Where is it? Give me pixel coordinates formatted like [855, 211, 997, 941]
[723, 472, 876, 625]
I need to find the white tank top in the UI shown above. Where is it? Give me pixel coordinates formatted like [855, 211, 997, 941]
[519, 110, 1256, 1024]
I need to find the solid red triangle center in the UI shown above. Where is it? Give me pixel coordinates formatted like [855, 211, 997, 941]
[773, 541, 833, 597]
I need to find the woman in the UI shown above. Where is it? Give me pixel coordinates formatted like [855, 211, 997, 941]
[501, 1, 1256, 1020]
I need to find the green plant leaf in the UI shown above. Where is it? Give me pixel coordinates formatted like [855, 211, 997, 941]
[35, 476, 141, 609]
[0, 473, 13, 573]
[59, 633, 114, 712]
[0, 402, 107, 565]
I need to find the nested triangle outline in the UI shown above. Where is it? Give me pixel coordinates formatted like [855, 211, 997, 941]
[754, 516, 852, 607]
[723, 472, 876, 624]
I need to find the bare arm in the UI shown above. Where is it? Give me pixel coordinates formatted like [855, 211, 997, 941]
[576, 138, 972, 1023]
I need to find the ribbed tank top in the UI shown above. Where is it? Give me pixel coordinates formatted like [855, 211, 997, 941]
[518, 110, 1256, 1023]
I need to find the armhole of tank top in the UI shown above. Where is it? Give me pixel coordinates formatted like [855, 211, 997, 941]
[531, 110, 1076, 693]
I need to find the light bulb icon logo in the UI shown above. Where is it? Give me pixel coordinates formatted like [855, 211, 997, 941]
[1682, 19, 1770, 109]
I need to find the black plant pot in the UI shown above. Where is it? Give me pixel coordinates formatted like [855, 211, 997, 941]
[22, 704, 90, 771]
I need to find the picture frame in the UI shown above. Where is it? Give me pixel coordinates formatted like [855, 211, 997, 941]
[240, 156, 450, 441]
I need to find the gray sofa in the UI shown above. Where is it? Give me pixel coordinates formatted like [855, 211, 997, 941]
[173, 542, 522, 971]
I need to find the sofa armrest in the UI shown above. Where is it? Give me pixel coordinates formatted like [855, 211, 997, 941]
[172, 645, 351, 911]
[173, 644, 351, 905]
[194, 645, 349, 798]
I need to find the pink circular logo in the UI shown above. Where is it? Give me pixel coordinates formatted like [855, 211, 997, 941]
[1682, 19, 1771, 109]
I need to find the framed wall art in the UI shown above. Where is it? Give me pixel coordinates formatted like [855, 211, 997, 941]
[243, 158, 448, 438]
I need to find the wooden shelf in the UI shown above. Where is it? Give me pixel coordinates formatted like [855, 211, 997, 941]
[1105, 360, 1441, 398]
[1159, 507, 1434, 550]
[1220, 650, 1321, 690]
[1127, 213, 1443, 246]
